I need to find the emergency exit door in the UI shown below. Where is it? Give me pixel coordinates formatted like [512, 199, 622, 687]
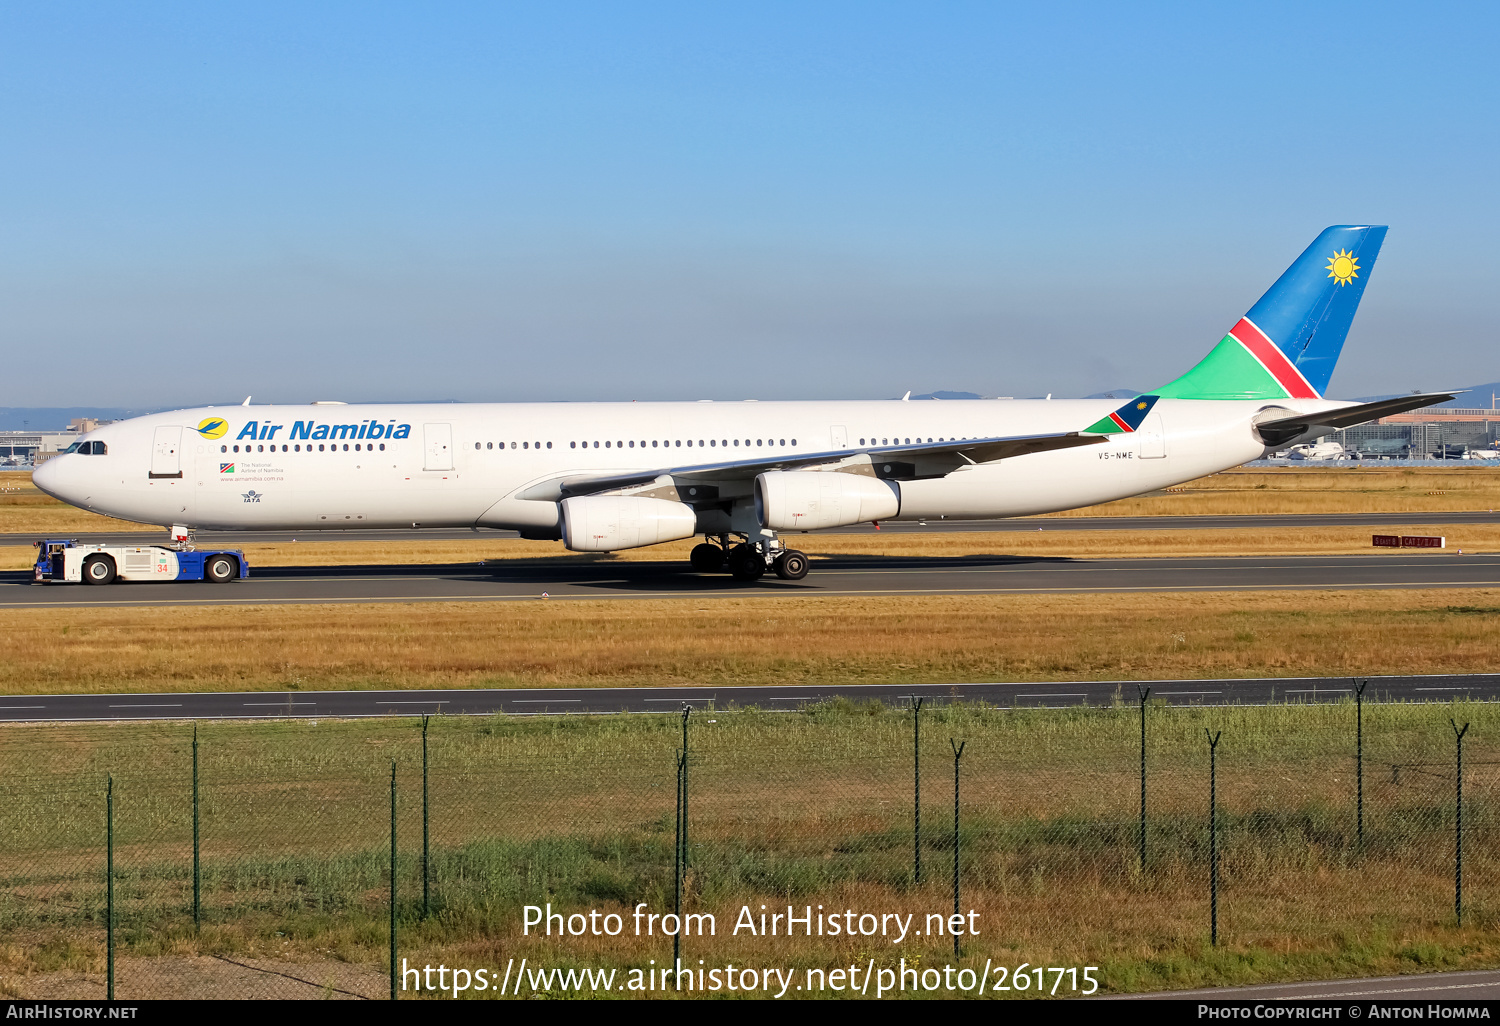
[150, 426, 183, 478]
[1137, 413, 1166, 459]
[423, 423, 454, 471]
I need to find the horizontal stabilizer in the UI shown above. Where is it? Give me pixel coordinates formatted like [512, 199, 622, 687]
[1254, 391, 1460, 447]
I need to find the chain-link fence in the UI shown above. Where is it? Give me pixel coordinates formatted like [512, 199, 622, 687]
[2, 694, 1498, 999]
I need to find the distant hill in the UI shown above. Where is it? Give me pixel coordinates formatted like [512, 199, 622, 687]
[1082, 388, 1144, 401]
[1431, 382, 1500, 408]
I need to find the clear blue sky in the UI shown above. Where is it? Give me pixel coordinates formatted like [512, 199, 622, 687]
[3, 2, 1496, 406]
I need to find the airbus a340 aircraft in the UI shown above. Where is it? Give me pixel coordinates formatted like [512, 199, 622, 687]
[34, 225, 1453, 581]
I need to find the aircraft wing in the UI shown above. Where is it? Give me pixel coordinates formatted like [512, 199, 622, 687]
[516, 431, 1107, 501]
[1254, 391, 1461, 447]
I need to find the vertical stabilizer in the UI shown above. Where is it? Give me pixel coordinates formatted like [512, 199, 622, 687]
[1155, 225, 1387, 400]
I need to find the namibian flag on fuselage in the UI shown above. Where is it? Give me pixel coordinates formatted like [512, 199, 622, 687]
[1150, 225, 1386, 402]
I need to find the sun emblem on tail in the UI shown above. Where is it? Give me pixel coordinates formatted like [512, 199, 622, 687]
[1326, 249, 1360, 286]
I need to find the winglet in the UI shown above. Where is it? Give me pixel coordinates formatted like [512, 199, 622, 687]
[1084, 395, 1160, 435]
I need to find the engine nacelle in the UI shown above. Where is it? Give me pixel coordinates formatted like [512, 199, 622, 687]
[561, 495, 698, 552]
[755, 471, 900, 530]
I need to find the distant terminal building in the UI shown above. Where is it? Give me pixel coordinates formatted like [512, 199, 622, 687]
[1329, 405, 1500, 459]
[0, 419, 112, 467]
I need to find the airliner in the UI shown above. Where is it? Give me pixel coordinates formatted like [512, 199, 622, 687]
[33, 225, 1452, 581]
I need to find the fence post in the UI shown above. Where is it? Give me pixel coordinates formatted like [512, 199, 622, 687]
[390, 760, 398, 1001]
[1354, 679, 1367, 848]
[673, 704, 692, 970]
[1138, 686, 1150, 870]
[192, 725, 201, 928]
[421, 715, 430, 919]
[912, 696, 923, 884]
[680, 705, 690, 876]
[673, 749, 685, 970]
[950, 738, 966, 958]
[1206, 730, 1221, 947]
[106, 775, 114, 1001]
[1451, 719, 1469, 926]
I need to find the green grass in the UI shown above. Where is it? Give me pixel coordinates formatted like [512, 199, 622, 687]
[5, 700, 1500, 998]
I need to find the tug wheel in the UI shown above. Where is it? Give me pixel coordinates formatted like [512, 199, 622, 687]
[205, 555, 239, 583]
[82, 555, 116, 585]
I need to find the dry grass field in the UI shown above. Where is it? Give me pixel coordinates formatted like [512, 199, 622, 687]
[4, 703, 1500, 997]
[6, 589, 1500, 695]
[0, 473, 142, 534]
[1046, 465, 1500, 517]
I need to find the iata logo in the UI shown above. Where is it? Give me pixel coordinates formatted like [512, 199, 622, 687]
[241, 490, 263, 503]
[195, 417, 229, 440]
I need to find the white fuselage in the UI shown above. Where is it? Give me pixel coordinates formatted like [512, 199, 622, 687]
[32, 397, 1333, 537]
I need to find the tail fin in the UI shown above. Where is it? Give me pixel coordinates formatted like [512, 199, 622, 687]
[1155, 225, 1387, 400]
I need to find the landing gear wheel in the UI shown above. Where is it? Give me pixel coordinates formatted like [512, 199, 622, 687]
[727, 544, 765, 582]
[773, 550, 809, 580]
[205, 555, 239, 583]
[690, 543, 725, 573]
[82, 555, 116, 586]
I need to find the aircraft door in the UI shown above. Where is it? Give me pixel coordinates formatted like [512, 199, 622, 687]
[150, 426, 183, 478]
[1138, 413, 1166, 459]
[423, 423, 454, 471]
[830, 425, 848, 449]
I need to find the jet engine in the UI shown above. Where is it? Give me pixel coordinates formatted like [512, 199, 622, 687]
[560, 495, 698, 552]
[755, 471, 900, 531]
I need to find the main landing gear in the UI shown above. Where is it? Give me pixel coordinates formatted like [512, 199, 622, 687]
[690, 536, 809, 582]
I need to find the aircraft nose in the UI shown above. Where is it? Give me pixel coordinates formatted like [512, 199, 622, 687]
[31, 456, 72, 502]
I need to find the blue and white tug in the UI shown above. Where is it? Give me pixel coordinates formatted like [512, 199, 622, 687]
[32, 538, 249, 585]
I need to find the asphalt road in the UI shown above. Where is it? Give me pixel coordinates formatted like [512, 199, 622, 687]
[5, 551, 1500, 608]
[0, 673, 1494, 722]
[5, 510, 1500, 547]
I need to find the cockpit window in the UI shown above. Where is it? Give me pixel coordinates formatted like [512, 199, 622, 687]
[90, 441, 106, 455]
[62, 442, 81, 454]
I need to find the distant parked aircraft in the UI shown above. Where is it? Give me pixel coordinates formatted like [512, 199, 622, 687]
[1286, 441, 1353, 462]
